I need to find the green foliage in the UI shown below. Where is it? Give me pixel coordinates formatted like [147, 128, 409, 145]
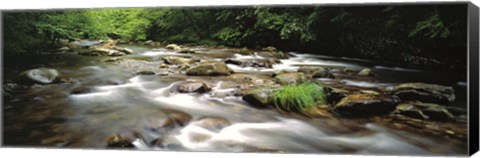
[272, 82, 327, 113]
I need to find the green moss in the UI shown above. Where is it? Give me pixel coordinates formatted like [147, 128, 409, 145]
[272, 82, 327, 113]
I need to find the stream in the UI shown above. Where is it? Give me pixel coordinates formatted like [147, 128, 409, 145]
[3, 43, 468, 155]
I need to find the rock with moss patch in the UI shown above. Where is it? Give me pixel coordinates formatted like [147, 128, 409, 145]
[390, 83, 455, 104]
[297, 66, 334, 79]
[186, 61, 232, 76]
[106, 133, 134, 148]
[242, 89, 273, 108]
[274, 72, 306, 84]
[358, 68, 374, 76]
[333, 94, 399, 117]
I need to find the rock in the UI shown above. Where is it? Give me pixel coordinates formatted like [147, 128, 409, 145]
[113, 47, 133, 54]
[333, 94, 399, 117]
[21, 68, 60, 84]
[163, 56, 196, 65]
[151, 136, 185, 150]
[390, 83, 455, 104]
[95, 40, 117, 49]
[358, 68, 374, 76]
[395, 103, 429, 119]
[173, 81, 212, 93]
[242, 89, 273, 108]
[323, 87, 349, 104]
[71, 86, 94, 94]
[258, 51, 287, 59]
[136, 70, 156, 75]
[262, 46, 277, 52]
[104, 57, 123, 62]
[274, 72, 306, 84]
[166, 44, 181, 50]
[159, 64, 169, 68]
[162, 111, 193, 128]
[225, 58, 279, 68]
[186, 61, 232, 76]
[193, 117, 231, 132]
[177, 49, 195, 54]
[106, 133, 134, 148]
[297, 66, 334, 78]
[80, 48, 125, 56]
[398, 101, 455, 121]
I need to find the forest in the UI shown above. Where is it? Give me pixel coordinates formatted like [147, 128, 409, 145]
[3, 4, 467, 70]
[2, 4, 470, 155]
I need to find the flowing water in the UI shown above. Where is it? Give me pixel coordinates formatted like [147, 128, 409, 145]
[2, 44, 468, 155]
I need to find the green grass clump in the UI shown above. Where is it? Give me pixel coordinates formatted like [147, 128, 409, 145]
[272, 82, 327, 113]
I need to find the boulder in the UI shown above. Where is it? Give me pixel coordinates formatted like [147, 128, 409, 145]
[390, 83, 455, 104]
[274, 72, 306, 84]
[258, 51, 287, 59]
[242, 89, 273, 108]
[297, 66, 334, 79]
[262, 46, 277, 52]
[395, 103, 429, 119]
[79, 48, 125, 56]
[333, 94, 399, 117]
[186, 61, 232, 76]
[21, 68, 60, 84]
[163, 56, 196, 65]
[166, 44, 181, 50]
[323, 86, 349, 104]
[173, 81, 212, 93]
[358, 68, 374, 76]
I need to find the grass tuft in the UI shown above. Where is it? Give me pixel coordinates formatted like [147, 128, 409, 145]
[272, 82, 327, 113]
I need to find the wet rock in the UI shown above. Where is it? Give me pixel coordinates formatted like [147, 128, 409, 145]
[166, 44, 181, 50]
[151, 136, 185, 150]
[273, 72, 306, 84]
[262, 46, 277, 52]
[112, 46, 133, 54]
[79, 48, 125, 56]
[390, 83, 455, 104]
[104, 57, 123, 62]
[186, 61, 233, 76]
[162, 111, 193, 128]
[422, 106, 455, 121]
[358, 68, 374, 76]
[395, 103, 429, 119]
[71, 86, 94, 94]
[163, 56, 196, 65]
[242, 89, 273, 108]
[333, 94, 399, 117]
[395, 101, 455, 121]
[21, 68, 60, 84]
[225, 58, 279, 68]
[177, 49, 195, 54]
[193, 117, 231, 132]
[258, 51, 287, 59]
[323, 87, 349, 104]
[158, 64, 169, 68]
[136, 70, 156, 75]
[297, 66, 334, 79]
[174, 81, 212, 93]
[106, 133, 134, 148]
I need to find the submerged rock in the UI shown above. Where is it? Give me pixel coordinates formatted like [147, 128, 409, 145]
[297, 66, 334, 79]
[136, 70, 156, 75]
[166, 44, 181, 50]
[186, 61, 232, 76]
[390, 83, 455, 104]
[273, 72, 306, 84]
[106, 133, 134, 148]
[357, 68, 374, 76]
[176, 49, 195, 54]
[333, 94, 399, 117]
[21, 68, 60, 84]
[193, 117, 231, 132]
[173, 81, 212, 93]
[163, 111, 193, 128]
[163, 56, 196, 65]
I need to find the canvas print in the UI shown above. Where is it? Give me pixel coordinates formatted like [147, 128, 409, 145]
[1, 3, 472, 156]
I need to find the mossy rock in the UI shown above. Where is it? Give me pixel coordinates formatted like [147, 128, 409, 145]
[297, 66, 334, 79]
[358, 68, 374, 76]
[333, 94, 399, 117]
[186, 61, 232, 76]
[274, 72, 306, 84]
[390, 82, 455, 104]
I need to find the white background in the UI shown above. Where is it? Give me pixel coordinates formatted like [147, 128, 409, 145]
[0, 0, 479, 158]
